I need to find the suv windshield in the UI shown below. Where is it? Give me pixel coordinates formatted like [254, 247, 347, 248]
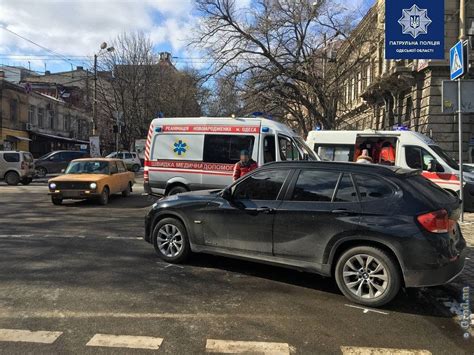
[65, 161, 109, 174]
[295, 137, 318, 160]
[429, 145, 459, 170]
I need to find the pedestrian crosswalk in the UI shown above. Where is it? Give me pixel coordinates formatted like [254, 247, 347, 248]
[0, 328, 434, 354]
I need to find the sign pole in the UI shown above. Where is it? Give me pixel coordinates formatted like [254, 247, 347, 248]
[458, 78, 464, 221]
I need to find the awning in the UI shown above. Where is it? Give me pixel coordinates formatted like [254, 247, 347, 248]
[5, 135, 32, 142]
[32, 132, 89, 144]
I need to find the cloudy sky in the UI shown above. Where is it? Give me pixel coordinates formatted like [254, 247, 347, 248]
[0, 0, 374, 74]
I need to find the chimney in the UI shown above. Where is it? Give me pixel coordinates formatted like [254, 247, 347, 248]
[76, 66, 83, 71]
[45, 70, 51, 75]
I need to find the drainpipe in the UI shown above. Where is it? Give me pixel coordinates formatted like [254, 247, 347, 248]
[460, 0, 466, 40]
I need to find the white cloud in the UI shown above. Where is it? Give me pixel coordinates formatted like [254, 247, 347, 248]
[0, 0, 198, 71]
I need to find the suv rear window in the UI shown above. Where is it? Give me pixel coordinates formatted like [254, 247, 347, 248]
[406, 175, 457, 203]
[3, 153, 20, 162]
[354, 174, 393, 201]
[23, 153, 34, 162]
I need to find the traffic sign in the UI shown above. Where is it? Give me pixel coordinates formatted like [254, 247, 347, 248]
[450, 41, 465, 80]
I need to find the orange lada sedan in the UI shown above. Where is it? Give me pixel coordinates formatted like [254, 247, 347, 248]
[48, 158, 135, 205]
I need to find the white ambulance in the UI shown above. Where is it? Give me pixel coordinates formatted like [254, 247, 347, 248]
[306, 129, 474, 211]
[144, 117, 317, 195]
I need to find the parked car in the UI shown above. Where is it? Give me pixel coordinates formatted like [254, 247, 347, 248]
[106, 151, 141, 172]
[48, 158, 135, 205]
[143, 116, 317, 196]
[306, 129, 474, 211]
[35, 150, 89, 177]
[0, 151, 35, 185]
[144, 161, 466, 307]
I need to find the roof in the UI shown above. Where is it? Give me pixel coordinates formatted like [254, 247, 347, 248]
[261, 160, 418, 176]
[72, 158, 121, 162]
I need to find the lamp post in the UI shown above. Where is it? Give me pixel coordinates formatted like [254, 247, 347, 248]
[92, 42, 114, 136]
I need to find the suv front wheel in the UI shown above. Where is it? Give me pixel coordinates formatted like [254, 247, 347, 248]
[335, 246, 401, 307]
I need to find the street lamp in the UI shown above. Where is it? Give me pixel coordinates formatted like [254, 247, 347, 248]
[92, 42, 115, 136]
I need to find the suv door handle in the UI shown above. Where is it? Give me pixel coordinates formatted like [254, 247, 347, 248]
[331, 209, 350, 214]
[256, 207, 275, 214]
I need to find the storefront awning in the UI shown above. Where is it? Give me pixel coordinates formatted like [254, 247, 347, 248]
[5, 135, 32, 142]
[32, 132, 89, 144]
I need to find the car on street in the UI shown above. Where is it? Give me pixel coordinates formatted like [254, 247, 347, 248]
[106, 151, 141, 172]
[144, 161, 467, 307]
[35, 150, 89, 177]
[48, 158, 135, 205]
[0, 151, 35, 185]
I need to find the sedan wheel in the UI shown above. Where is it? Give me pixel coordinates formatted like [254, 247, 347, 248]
[335, 246, 400, 307]
[153, 218, 190, 263]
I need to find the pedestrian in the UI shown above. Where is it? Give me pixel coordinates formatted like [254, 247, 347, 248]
[356, 149, 373, 164]
[233, 150, 258, 181]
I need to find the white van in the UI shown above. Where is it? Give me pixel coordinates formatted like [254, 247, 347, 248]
[306, 130, 474, 211]
[144, 117, 317, 195]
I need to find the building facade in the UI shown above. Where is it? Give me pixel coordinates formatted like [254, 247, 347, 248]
[336, 0, 474, 161]
[0, 79, 91, 157]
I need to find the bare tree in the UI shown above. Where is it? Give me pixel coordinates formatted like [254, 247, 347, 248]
[193, 0, 374, 136]
[96, 32, 203, 151]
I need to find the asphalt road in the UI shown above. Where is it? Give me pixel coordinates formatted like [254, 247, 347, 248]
[0, 180, 472, 354]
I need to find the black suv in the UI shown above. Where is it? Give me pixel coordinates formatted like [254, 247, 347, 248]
[144, 161, 466, 307]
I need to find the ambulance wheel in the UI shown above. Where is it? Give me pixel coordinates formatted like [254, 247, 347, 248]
[168, 185, 188, 196]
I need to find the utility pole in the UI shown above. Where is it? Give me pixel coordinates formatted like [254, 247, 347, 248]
[115, 113, 120, 153]
[459, 0, 466, 221]
[92, 53, 97, 135]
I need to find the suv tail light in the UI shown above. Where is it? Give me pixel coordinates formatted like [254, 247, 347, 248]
[417, 209, 456, 234]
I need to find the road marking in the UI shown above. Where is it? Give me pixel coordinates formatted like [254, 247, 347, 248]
[106, 236, 142, 240]
[341, 346, 431, 354]
[206, 339, 291, 354]
[0, 328, 62, 344]
[344, 304, 389, 315]
[86, 334, 163, 350]
[164, 263, 185, 269]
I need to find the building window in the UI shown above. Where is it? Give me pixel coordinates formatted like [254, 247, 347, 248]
[28, 105, 37, 125]
[48, 110, 55, 129]
[405, 97, 413, 124]
[64, 114, 71, 131]
[10, 99, 18, 122]
[38, 108, 45, 128]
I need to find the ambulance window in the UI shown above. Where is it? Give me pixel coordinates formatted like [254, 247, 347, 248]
[203, 135, 255, 164]
[405, 146, 444, 172]
[278, 135, 300, 161]
[264, 136, 276, 163]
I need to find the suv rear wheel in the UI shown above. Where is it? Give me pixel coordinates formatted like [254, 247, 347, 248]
[335, 246, 401, 307]
[153, 218, 190, 263]
[132, 164, 140, 172]
[5, 171, 20, 186]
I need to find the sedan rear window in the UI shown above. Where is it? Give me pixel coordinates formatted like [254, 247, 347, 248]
[354, 175, 393, 201]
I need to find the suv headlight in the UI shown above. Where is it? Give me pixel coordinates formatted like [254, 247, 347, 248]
[90, 182, 97, 190]
[49, 182, 57, 190]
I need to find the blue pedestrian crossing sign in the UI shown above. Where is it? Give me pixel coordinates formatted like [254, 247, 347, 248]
[450, 41, 465, 80]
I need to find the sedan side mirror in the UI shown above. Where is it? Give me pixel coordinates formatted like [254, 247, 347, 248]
[221, 188, 232, 201]
[61, 169, 65, 174]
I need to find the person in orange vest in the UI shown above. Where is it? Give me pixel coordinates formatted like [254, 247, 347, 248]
[233, 150, 258, 181]
[379, 142, 396, 165]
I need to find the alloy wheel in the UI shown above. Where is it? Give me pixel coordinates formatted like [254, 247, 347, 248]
[342, 254, 389, 299]
[157, 224, 184, 257]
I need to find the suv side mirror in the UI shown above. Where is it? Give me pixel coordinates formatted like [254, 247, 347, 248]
[221, 188, 232, 201]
